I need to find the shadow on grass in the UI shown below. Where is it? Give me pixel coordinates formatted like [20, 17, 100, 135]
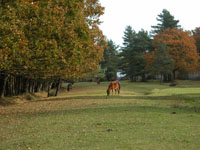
[36, 92, 200, 102]
[0, 99, 14, 106]
[2, 94, 200, 116]
[134, 93, 200, 101]
[1, 92, 200, 107]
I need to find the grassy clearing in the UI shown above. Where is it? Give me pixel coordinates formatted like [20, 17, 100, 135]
[1, 80, 200, 150]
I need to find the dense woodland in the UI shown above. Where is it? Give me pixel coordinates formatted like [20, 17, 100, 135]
[0, 0, 106, 97]
[0, 1, 200, 98]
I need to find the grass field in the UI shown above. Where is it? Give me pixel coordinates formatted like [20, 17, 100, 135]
[1, 80, 200, 150]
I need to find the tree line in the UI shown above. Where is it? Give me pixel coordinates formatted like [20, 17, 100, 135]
[1, 4, 200, 98]
[0, 0, 106, 97]
[101, 9, 200, 83]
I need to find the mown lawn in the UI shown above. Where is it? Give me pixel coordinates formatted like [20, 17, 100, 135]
[1, 80, 200, 150]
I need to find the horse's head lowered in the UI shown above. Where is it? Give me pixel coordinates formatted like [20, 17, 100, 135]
[106, 81, 120, 97]
[107, 89, 110, 96]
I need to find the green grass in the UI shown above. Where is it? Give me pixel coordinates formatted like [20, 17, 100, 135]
[1, 80, 200, 150]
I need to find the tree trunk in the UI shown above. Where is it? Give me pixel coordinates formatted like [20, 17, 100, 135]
[37, 82, 43, 92]
[31, 80, 35, 93]
[25, 79, 30, 93]
[10, 76, 15, 96]
[47, 80, 54, 97]
[168, 74, 172, 82]
[55, 79, 61, 96]
[0, 75, 8, 98]
[141, 74, 146, 82]
[160, 74, 163, 84]
[173, 70, 176, 80]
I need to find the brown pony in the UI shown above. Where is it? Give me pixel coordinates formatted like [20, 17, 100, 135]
[106, 80, 120, 96]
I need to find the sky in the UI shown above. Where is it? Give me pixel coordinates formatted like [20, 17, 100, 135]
[99, 0, 200, 46]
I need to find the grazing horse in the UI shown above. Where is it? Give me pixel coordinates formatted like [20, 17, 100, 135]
[106, 80, 120, 96]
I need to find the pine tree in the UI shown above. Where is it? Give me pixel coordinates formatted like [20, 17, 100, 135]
[120, 27, 152, 81]
[151, 9, 181, 34]
[122, 26, 135, 47]
[101, 40, 119, 81]
[151, 42, 174, 83]
[119, 26, 136, 80]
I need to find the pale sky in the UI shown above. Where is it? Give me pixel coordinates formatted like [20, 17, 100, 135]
[99, 0, 200, 46]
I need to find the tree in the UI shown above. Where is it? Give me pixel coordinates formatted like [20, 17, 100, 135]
[119, 26, 136, 78]
[192, 27, 200, 53]
[120, 27, 152, 81]
[101, 40, 119, 81]
[128, 30, 152, 81]
[0, 0, 106, 97]
[150, 42, 174, 83]
[151, 9, 181, 34]
[146, 28, 199, 80]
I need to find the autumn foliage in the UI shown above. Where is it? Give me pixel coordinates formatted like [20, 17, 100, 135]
[0, 0, 106, 97]
[193, 27, 200, 53]
[146, 28, 199, 78]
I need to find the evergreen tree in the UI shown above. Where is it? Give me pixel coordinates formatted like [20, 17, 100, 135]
[122, 25, 135, 47]
[120, 27, 152, 81]
[119, 26, 136, 78]
[151, 9, 181, 34]
[151, 42, 174, 83]
[101, 40, 119, 81]
[129, 30, 152, 81]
